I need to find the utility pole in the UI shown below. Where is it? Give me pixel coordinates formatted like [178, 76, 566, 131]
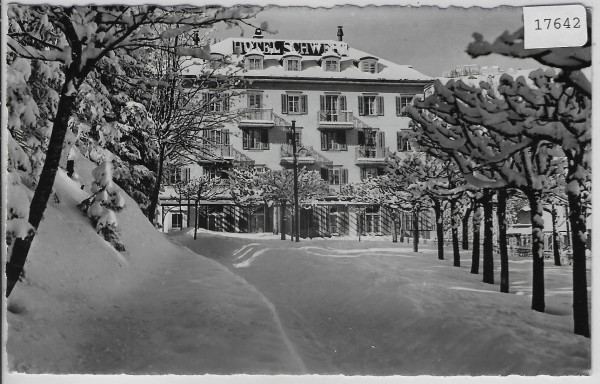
[292, 120, 300, 242]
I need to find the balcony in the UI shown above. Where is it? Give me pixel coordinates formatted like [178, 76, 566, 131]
[199, 144, 254, 167]
[238, 108, 275, 128]
[280, 144, 316, 166]
[355, 146, 390, 166]
[317, 111, 355, 130]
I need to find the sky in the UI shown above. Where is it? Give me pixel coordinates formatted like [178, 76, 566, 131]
[214, 5, 543, 77]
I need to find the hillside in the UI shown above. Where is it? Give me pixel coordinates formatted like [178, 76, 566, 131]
[5, 150, 304, 374]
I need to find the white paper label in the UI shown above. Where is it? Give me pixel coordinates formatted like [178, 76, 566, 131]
[523, 5, 588, 49]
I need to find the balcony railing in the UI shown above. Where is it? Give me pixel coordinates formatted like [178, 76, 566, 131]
[317, 110, 354, 129]
[199, 144, 254, 167]
[280, 144, 316, 166]
[239, 108, 275, 127]
[355, 146, 389, 165]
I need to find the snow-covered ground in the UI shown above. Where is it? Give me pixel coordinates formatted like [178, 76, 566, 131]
[5, 153, 305, 375]
[3, 152, 593, 381]
[172, 229, 591, 376]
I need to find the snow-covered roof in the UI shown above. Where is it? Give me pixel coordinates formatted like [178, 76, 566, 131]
[184, 37, 432, 82]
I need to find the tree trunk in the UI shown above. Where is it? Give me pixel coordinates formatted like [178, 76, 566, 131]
[412, 206, 419, 252]
[434, 200, 444, 260]
[194, 200, 199, 240]
[6, 83, 79, 297]
[451, 199, 460, 267]
[392, 215, 398, 243]
[399, 212, 405, 243]
[527, 191, 545, 313]
[482, 191, 494, 284]
[497, 189, 509, 293]
[462, 205, 472, 250]
[280, 201, 286, 240]
[551, 203, 561, 266]
[566, 154, 590, 337]
[471, 204, 481, 274]
[148, 148, 165, 225]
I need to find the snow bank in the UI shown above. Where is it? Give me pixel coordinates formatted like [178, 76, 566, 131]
[6, 150, 305, 374]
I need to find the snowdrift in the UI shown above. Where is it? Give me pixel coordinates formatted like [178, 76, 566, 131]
[5, 150, 304, 374]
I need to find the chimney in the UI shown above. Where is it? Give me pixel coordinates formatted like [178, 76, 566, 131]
[337, 26, 344, 41]
[253, 28, 264, 39]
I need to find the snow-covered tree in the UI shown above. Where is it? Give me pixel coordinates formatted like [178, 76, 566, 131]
[230, 168, 329, 240]
[78, 161, 126, 251]
[6, 4, 258, 296]
[467, 28, 591, 336]
[184, 176, 226, 240]
[407, 75, 569, 308]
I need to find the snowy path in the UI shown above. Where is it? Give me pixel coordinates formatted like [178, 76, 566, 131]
[72, 246, 307, 374]
[174, 232, 591, 376]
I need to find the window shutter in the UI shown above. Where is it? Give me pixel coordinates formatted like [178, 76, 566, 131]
[224, 129, 230, 145]
[358, 130, 365, 146]
[256, 93, 263, 108]
[339, 131, 347, 150]
[243, 130, 249, 150]
[261, 128, 269, 149]
[342, 169, 348, 184]
[377, 131, 385, 148]
[185, 168, 191, 182]
[223, 95, 229, 112]
[281, 94, 288, 114]
[396, 96, 401, 116]
[321, 131, 327, 151]
[202, 93, 209, 106]
[358, 96, 364, 116]
[320, 95, 325, 112]
[340, 95, 347, 111]
[397, 131, 402, 151]
[360, 168, 366, 180]
[328, 169, 333, 184]
[320, 167, 328, 181]
[377, 96, 384, 115]
[300, 94, 308, 114]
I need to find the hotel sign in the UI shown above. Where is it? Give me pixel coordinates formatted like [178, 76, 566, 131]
[232, 40, 349, 57]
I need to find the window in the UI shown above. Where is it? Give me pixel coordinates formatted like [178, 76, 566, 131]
[397, 131, 413, 152]
[247, 57, 263, 70]
[360, 167, 383, 180]
[328, 168, 348, 185]
[286, 131, 302, 146]
[247, 92, 263, 109]
[205, 167, 226, 180]
[319, 94, 347, 121]
[202, 129, 230, 145]
[286, 58, 301, 71]
[364, 206, 381, 234]
[167, 167, 190, 185]
[396, 95, 414, 116]
[361, 60, 378, 73]
[320, 130, 347, 151]
[203, 92, 229, 113]
[358, 95, 384, 116]
[358, 130, 385, 147]
[324, 59, 339, 72]
[172, 213, 183, 229]
[281, 93, 308, 114]
[243, 128, 269, 150]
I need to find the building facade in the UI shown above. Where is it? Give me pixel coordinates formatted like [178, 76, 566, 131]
[159, 28, 434, 238]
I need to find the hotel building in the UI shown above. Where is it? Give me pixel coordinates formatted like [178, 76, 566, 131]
[159, 27, 434, 238]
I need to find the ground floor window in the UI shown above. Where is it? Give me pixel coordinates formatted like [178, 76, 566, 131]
[172, 213, 183, 229]
[360, 167, 383, 180]
[363, 206, 381, 234]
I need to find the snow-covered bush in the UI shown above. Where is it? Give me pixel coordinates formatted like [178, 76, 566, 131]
[79, 161, 126, 251]
[6, 132, 35, 246]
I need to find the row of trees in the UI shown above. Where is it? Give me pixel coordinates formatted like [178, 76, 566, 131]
[397, 27, 591, 338]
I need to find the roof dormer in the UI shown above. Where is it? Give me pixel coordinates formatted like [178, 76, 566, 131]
[321, 48, 341, 72]
[282, 49, 302, 71]
[358, 56, 379, 74]
[244, 48, 264, 70]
